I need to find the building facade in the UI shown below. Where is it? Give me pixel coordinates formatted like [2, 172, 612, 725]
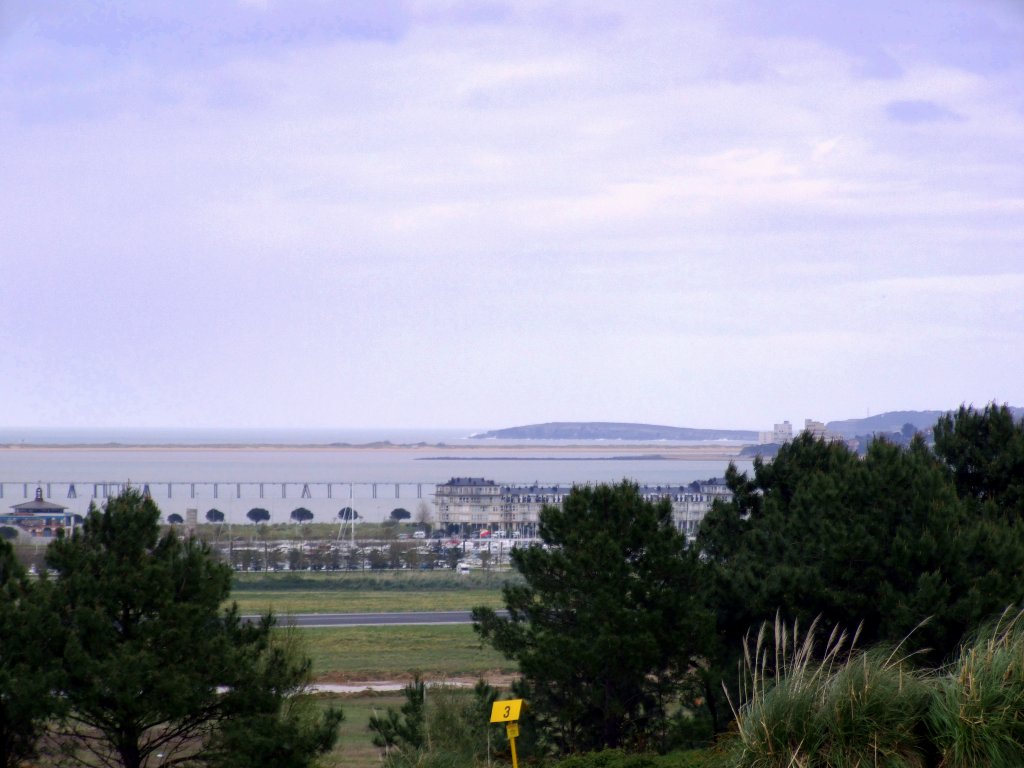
[434, 477, 733, 540]
[432, 477, 504, 527]
[803, 418, 845, 442]
[759, 420, 794, 444]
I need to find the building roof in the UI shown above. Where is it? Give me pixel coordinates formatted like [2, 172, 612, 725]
[439, 477, 498, 487]
[9, 488, 67, 513]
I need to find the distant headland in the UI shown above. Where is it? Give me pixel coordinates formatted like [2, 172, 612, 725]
[472, 407, 1023, 444]
[470, 422, 759, 441]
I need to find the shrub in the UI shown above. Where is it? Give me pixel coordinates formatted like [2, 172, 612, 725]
[553, 748, 724, 768]
[556, 748, 659, 768]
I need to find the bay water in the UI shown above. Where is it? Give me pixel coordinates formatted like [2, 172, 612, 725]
[0, 429, 752, 523]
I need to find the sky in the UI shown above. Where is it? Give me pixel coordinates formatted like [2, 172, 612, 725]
[1, 0, 1022, 432]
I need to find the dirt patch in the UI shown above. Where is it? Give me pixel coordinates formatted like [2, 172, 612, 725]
[313, 670, 518, 691]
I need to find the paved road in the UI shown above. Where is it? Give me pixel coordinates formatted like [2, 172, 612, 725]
[245, 611, 486, 628]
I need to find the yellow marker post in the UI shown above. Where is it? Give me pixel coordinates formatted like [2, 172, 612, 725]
[506, 722, 519, 768]
[490, 699, 524, 768]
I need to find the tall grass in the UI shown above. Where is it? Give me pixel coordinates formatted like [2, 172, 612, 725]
[727, 610, 1024, 767]
[727, 615, 932, 768]
[927, 609, 1024, 768]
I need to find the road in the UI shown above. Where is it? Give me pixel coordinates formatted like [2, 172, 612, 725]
[244, 610, 488, 628]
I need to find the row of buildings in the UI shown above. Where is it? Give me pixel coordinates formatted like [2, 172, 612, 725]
[433, 477, 732, 539]
[758, 419, 842, 444]
[5, 478, 735, 542]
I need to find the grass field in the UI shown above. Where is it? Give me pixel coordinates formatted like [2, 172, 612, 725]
[227, 570, 507, 616]
[315, 692, 406, 768]
[301, 624, 515, 682]
[231, 589, 506, 615]
[227, 570, 509, 617]
[226, 571, 515, 682]
[227, 569, 518, 767]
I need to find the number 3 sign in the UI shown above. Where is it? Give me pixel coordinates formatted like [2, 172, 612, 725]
[489, 699, 523, 723]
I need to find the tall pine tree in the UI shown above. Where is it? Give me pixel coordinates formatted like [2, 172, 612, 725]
[45, 488, 340, 768]
[473, 481, 711, 753]
[0, 539, 61, 768]
[934, 403, 1024, 519]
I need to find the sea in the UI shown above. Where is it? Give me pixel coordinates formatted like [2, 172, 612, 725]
[0, 428, 753, 523]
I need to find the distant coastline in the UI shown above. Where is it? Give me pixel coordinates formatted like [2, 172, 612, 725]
[0, 427, 474, 447]
[473, 421, 758, 441]
[10, 408, 1014, 452]
[0, 442, 441, 451]
[419, 454, 674, 460]
[0, 442, 747, 463]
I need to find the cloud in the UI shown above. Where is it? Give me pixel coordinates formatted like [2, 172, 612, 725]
[885, 99, 962, 123]
[1, 1, 1021, 429]
[1, 1, 411, 61]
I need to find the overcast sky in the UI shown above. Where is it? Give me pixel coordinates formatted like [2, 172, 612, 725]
[1, 0, 1022, 432]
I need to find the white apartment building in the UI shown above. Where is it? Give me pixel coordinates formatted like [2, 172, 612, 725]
[432, 477, 502, 526]
[759, 420, 794, 444]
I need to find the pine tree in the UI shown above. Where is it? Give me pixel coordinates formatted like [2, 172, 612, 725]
[45, 488, 340, 768]
[473, 480, 711, 753]
[0, 539, 61, 768]
[934, 403, 1024, 519]
[698, 433, 1024, 730]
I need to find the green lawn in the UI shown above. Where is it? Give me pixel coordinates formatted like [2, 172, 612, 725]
[300, 624, 515, 682]
[227, 569, 509, 620]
